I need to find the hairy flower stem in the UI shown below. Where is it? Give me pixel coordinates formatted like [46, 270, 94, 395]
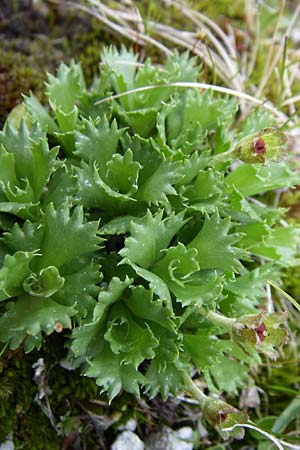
[199, 307, 236, 331]
[213, 146, 237, 163]
[182, 372, 208, 406]
[183, 372, 249, 439]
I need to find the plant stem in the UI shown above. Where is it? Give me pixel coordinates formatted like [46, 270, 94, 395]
[183, 372, 208, 406]
[199, 307, 237, 330]
[213, 146, 237, 162]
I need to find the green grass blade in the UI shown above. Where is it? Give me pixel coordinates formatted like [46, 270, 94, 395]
[272, 397, 300, 434]
[267, 280, 300, 313]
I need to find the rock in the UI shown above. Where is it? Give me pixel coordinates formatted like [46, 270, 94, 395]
[145, 426, 194, 450]
[0, 435, 14, 450]
[175, 426, 193, 441]
[111, 431, 144, 450]
[118, 418, 137, 432]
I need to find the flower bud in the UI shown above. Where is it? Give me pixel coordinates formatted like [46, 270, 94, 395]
[202, 398, 248, 439]
[233, 128, 287, 164]
[233, 312, 288, 358]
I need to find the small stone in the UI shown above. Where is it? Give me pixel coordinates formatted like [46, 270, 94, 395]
[0, 435, 14, 450]
[118, 418, 137, 432]
[145, 426, 194, 450]
[111, 431, 144, 450]
[175, 426, 193, 441]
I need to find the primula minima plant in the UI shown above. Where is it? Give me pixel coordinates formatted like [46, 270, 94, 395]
[0, 47, 299, 439]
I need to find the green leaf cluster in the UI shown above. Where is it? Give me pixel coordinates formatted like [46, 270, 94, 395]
[0, 47, 298, 412]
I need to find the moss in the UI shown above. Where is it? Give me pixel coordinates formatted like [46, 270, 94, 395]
[0, 49, 45, 128]
[0, 332, 138, 449]
[0, 2, 131, 127]
[0, 348, 60, 449]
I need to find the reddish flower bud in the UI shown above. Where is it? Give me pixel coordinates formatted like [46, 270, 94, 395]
[233, 128, 287, 164]
[254, 322, 268, 342]
[254, 137, 266, 155]
[203, 398, 248, 440]
[233, 312, 288, 359]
